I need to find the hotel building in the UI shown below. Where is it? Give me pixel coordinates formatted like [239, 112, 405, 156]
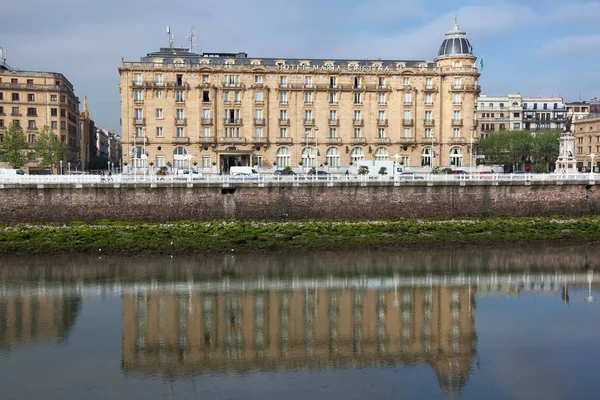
[119, 22, 481, 172]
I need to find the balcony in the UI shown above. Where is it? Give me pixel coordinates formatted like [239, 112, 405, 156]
[424, 119, 435, 127]
[450, 84, 481, 93]
[219, 136, 247, 145]
[376, 85, 389, 91]
[399, 137, 416, 145]
[328, 119, 340, 126]
[278, 83, 289, 89]
[375, 137, 391, 144]
[252, 136, 268, 144]
[254, 100, 264, 105]
[452, 119, 463, 127]
[377, 119, 388, 126]
[403, 119, 414, 127]
[223, 118, 243, 126]
[11, 112, 22, 117]
[172, 137, 190, 145]
[279, 118, 290, 126]
[201, 118, 213, 125]
[323, 137, 340, 145]
[351, 137, 366, 144]
[403, 102, 412, 106]
[353, 119, 364, 126]
[304, 118, 315, 126]
[254, 118, 266, 126]
[134, 99, 144, 104]
[132, 117, 145, 125]
[423, 85, 438, 92]
[450, 137, 467, 144]
[199, 136, 215, 144]
[175, 118, 187, 126]
[275, 137, 293, 144]
[222, 82, 243, 88]
[279, 101, 289, 106]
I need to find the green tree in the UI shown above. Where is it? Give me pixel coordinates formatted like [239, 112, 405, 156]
[34, 126, 65, 171]
[358, 166, 369, 175]
[378, 167, 387, 175]
[532, 131, 560, 172]
[0, 121, 28, 168]
[478, 130, 557, 171]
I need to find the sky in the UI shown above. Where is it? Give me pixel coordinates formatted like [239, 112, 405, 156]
[1, 0, 599, 132]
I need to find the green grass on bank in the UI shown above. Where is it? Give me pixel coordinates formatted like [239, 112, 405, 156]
[0, 217, 599, 254]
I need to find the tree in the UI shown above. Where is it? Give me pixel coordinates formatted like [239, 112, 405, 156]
[35, 126, 65, 171]
[378, 167, 387, 175]
[358, 166, 369, 175]
[0, 121, 28, 168]
[532, 131, 560, 172]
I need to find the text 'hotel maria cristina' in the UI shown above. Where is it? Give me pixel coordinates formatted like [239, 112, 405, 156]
[119, 22, 480, 172]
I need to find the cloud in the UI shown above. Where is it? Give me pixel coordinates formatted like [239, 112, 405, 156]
[537, 35, 600, 55]
[550, 1, 600, 22]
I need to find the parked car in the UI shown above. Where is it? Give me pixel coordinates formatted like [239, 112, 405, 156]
[451, 170, 468, 175]
[273, 169, 296, 176]
[307, 170, 332, 179]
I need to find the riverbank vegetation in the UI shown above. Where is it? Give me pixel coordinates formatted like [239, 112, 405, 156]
[0, 217, 599, 254]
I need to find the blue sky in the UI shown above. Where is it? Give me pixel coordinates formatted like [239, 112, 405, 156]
[1, 0, 599, 131]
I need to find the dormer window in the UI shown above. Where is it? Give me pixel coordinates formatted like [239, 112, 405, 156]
[250, 59, 262, 65]
[300, 60, 310, 67]
[199, 58, 210, 64]
[275, 60, 286, 67]
[225, 59, 235, 65]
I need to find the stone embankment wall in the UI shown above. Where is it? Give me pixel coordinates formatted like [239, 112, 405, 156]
[0, 182, 598, 223]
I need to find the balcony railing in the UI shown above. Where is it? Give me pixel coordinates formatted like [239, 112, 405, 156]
[219, 136, 247, 144]
[450, 137, 467, 143]
[326, 137, 342, 144]
[254, 118, 265, 126]
[304, 118, 315, 126]
[133, 117, 145, 125]
[403, 119, 414, 127]
[223, 118, 243, 126]
[279, 118, 290, 126]
[450, 84, 481, 93]
[201, 118, 213, 125]
[424, 119, 435, 127]
[172, 137, 190, 144]
[377, 119, 388, 126]
[252, 136, 268, 144]
[353, 119, 364, 126]
[351, 137, 366, 144]
[175, 118, 187, 126]
[222, 82, 243, 88]
[328, 119, 340, 126]
[11, 112, 22, 117]
[375, 137, 391, 144]
[452, 119, 463, 127]
[399, 137, 416, 144]
[275, 137, 293, 144]
[199, 136, 215, 144]
[423, 85, 438, 92]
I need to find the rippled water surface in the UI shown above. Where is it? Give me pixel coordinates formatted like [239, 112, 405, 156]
[1, 245, 599, 400]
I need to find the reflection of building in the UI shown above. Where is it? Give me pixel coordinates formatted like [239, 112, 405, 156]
[0, 294, 81, 346]
[119, 21, 480, 172]
[123, 285, 476, 397]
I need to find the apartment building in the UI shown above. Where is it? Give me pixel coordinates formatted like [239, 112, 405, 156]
[119, 22, 481, 171]
[565, 101, 591, 121]
[522, 97, 566, 131]
[573, 114, 600, 171]
[0, 53, 81, 170]
[477, 94, 523, 137]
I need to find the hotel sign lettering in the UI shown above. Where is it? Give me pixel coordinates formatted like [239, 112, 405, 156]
[276, 64, 394, 72]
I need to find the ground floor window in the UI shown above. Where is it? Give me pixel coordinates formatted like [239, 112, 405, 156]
[277, 147, 291, 167]
[450, 147, 463, 166]
[302, 147, 315, 167]
[421, 147, 432, 166]
[375, 147, 388, 161]
[156, 156, 165, 168]
[351, 147, 364, 163]
[326, 147, 340, 167]
[202, 156, 211, 168]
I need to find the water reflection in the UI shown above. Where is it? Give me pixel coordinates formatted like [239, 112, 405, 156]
[0, 245, 599, 399]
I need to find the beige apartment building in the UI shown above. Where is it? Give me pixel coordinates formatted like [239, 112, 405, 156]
[0, 58, 82, 170]
[123, 285, 476, 396]
[573, 115, 600, 172]
[119, 22, 480, 172]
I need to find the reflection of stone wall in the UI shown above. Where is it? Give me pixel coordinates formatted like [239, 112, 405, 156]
[0, 295, 81, 346]
[123, 286, 476, 395]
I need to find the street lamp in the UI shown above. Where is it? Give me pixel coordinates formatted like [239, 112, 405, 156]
[68, 162, 71, 175]
[314, 126, 319, 170]
[589, 153, 596, 175]
[59, 160, 63, 175]
[392, 153, 401, 178]
[431, 131, 435, 169]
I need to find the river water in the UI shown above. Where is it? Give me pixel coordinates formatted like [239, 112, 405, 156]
[0, 244, 599, 400]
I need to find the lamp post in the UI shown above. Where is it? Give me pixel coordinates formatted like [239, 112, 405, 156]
[589, 153, 596, 175]
[59, 160, 63, 175]
[393, 153, 401, 178]
[68, 162, 71, 175]
[314, 126, 319, 171]
[470, 126, 474, 174]
[431, 131, 435, 169]
[107, 160, 110, 174]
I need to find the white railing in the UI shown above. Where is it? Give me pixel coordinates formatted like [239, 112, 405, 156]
[0, 173, 598, 185]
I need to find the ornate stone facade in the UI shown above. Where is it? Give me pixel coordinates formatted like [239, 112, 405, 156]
[119, 22, 480, 172]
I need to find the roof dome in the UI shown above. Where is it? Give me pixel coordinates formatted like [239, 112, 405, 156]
[437, 19, 473, 57]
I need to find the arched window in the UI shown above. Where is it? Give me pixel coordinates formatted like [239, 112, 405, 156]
[173, 146, 188, 169]
[449, 147, 463, 166]
[421, 147, 432, 167]
[302, 147, 315, 167]
[326, 147, 340, 167]
[276, 147, 290, 168]
[374, 147, 388, 161]
[351, 147, 364, 163]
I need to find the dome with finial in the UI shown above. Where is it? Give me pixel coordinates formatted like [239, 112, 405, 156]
[437, 18, 473, 57]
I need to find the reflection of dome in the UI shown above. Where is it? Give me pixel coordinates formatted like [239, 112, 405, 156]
[437, 19, 473, 57]
[435, 370, 470, 399]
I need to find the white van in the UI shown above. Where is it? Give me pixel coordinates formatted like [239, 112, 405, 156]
[229, 166, 259, 176]
[0, 168, 25, 175]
